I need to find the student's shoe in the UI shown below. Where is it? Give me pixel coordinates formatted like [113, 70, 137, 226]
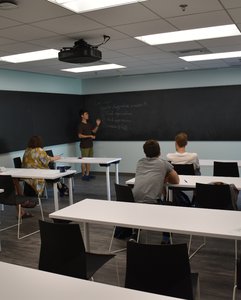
[128, 233, 138, 243]
[88, 174, 96, 179]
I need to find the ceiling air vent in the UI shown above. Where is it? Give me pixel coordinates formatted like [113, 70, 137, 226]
[171, 48, 211, 56]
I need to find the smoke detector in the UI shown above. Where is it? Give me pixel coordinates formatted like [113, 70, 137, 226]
[0, 0, 18, 9]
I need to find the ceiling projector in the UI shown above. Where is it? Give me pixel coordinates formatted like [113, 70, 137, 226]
[58, 39, 102, 64]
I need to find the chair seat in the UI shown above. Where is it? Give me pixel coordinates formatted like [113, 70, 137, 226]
[86, 252, 115, 279]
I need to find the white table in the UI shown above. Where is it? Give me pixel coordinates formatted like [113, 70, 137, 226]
[50, 198, 241, 299]
[0, 189, 3, 193]
[57, 157, 122, 200]
[126, 175, 241, 190]
[0, 261, 181, 300]
[0, 168, 76, 211]
[50, 198, 241, 249]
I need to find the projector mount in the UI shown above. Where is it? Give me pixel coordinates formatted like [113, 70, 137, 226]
[61, 35, 110, 52]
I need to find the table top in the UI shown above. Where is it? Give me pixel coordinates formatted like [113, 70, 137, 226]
[169, 175, 241, 190]
[50, 198, 241, 240]
[126, 175, 241, 190]
[57, 157, 122, 164]
[0, 168, 76, 180]
[0, 261, 180, 300]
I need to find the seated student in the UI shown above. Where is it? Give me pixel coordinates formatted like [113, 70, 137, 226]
[167, 132, 201, 175]
[22, 135, 61, 197]
[132, 140, 179, 243]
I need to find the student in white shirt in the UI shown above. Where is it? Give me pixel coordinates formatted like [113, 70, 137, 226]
[167, 132, 201, 175]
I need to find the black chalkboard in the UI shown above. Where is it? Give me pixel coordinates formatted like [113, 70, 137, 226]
[84, 85, 241, 141]
[1, 85, 241, 154]
[0, 91, 82, 153]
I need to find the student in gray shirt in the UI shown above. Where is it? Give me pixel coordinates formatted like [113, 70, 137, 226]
[133, 140, 179, 204]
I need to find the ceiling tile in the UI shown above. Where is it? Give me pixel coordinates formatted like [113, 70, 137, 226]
[83, 3, 159, 26]
[167, 10, 233, 30]
[33, 14, 105, 35]
[114, 19, 176, 36]
[142, 0, 223, 18]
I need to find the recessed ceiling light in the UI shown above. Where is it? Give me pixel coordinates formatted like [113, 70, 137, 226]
[0, 49, 59, 63]
[180, 50, 241, 62]
[61, 64, 126, 73]
[135, 24, 241, 45]
[47, 0, 146, 13]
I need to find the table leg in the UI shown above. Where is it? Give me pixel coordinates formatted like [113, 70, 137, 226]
[106, 166, 111, 201]
[115, 163, 119, 184]
[83, 222, 90, 251]
[233, 240, 238, 300]
[53, 182, 59, 211]
[68, 177, 73, 206]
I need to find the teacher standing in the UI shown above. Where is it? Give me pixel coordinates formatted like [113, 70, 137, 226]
[78, 110, 101, 181]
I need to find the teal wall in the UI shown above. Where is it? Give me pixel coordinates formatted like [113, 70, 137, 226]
[0, 69, 82, 168]
[0, 69, 81, 94]
[0, 67, 241, 174]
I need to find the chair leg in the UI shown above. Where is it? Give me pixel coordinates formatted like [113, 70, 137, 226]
[115, 256, 120, 286]
[18, 197, 44, 240]
[196, 275, 201, 300]
[188, 235, 192, 254]
[232, 284, 237, 300]
[108, 226, 116, 252]
[189, 236, 206, 260]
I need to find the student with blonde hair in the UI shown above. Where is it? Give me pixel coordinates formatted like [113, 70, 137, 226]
[167, 132, 200, 175]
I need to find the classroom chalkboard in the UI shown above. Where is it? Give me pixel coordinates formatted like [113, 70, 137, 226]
[0, 91, 82, 154]
[84, 85, 241, 142]
[1, 85, 241, 154]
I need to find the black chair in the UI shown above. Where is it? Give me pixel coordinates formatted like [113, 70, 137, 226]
[125, 242, 199, 300]
[13, 157, 22, 168]
[189, 182, 235, 258]
[195, 182, 235, 210]
[0, 175, 44, 239]
[13, 156, 39, 197]
[39, 220, 116, 281]
[108, 184, 140, 253]
[45, 149, 55, 170]
[213, 161, 239, 177]
[172, 163, 195, 175]
[170, 164, 196, 206]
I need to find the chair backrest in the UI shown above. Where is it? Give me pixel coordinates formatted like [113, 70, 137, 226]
[213, 161, 239, 177]
[172, 164, 195, 175]
[38, 220, 87, 279]
[195, 182, 234, 210]
[13, 157, 22, 168]
[125, 242, 194, 300]
[45, 149, 55, 170]
[115, 183, 134, 202]
[0, 175, 17, 205]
